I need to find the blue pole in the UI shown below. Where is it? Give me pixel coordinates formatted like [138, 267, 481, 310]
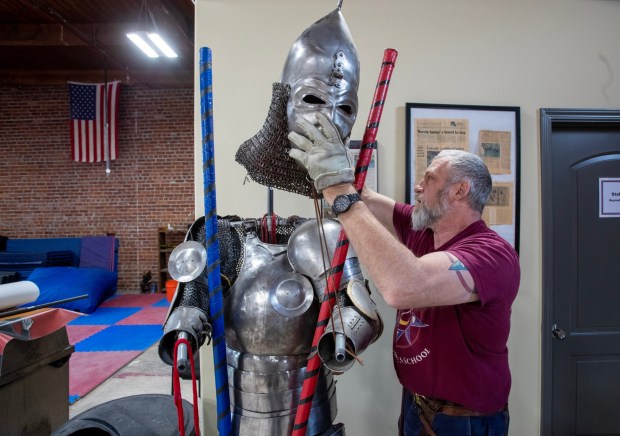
[199, 46, 232, 436]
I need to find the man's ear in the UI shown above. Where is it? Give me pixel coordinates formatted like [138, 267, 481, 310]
[454, 180, 471, 199]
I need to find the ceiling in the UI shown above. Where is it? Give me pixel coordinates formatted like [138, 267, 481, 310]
[0, 0, 195, 88]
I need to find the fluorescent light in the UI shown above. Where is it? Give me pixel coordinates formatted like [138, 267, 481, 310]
[127, 33, 159, 58]
[147, 33, 178, 58]
[127, 32, 178, 59]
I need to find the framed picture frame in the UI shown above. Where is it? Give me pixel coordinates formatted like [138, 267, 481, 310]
[405, 103, 520, 251]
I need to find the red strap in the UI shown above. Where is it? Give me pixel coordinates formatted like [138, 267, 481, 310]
[260, 213, 278, 243]
[270, 213, 277, 243]
[173, 338, 202, 436]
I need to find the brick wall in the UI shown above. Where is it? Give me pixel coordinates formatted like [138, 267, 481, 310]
[0, 85, 194, 292]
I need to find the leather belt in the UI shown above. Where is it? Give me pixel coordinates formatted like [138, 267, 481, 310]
[413, 393, 498, 417]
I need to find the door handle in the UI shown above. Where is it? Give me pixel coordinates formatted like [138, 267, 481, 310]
[552, 324, 566, 340]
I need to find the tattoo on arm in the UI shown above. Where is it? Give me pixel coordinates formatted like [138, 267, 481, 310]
[445, 252, 477, 294]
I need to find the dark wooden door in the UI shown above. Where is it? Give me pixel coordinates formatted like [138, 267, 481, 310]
[540, 109, 620, 435]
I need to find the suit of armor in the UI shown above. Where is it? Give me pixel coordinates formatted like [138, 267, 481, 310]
[159, 4, 383, 435]
[226, 218, 382, 435]
[160, 216, 382, 435]
[226, 220, 340, 435]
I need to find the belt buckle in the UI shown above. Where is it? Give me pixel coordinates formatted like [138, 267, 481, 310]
[414, 394, 435, 410]
[414, 394, 446, 414]
[413, 393, 425, 407]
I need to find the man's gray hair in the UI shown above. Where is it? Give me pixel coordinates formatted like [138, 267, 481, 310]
[434, 149, 492, 213]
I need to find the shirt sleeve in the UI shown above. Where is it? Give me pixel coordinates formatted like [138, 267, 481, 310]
[448, 233, 520, 306]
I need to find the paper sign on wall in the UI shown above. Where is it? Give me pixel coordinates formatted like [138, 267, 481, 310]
[599, 178, 620, 218]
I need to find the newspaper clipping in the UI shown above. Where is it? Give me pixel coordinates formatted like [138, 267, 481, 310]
[482, 182, 513, 225]
[478, 130, 512, 175]
[413, 118, 468, 184]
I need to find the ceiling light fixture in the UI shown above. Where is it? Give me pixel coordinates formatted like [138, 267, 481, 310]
[147, 33, 178, 58]
[127, 32, 158, 57]
[126, 31, 178, 58]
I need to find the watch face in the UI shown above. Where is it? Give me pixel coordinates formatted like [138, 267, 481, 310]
[333, 195, 350, 214]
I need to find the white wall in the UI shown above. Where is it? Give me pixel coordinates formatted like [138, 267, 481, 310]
[194, 1, 620, 435]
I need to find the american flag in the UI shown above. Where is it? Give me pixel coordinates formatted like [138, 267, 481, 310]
[69, 81, 121, 163]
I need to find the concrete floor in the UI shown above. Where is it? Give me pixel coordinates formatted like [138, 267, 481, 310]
[68, 342, 202, 427]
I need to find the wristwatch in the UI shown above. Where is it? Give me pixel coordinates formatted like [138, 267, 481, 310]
[331, 193, 362, 216]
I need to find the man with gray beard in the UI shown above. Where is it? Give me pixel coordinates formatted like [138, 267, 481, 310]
[289, 118, 520, 436]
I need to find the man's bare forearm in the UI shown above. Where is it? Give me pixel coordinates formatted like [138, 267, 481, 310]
[359, 185, 397, 236]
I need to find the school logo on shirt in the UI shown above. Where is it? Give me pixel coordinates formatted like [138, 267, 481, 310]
[395, 309, 428, 347]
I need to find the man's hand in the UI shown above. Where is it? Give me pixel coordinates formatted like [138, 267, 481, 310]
[288, 112, 354, 193]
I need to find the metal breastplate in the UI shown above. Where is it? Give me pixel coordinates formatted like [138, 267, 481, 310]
[224, 232, 318, 355]
[224, 233, 337, 435]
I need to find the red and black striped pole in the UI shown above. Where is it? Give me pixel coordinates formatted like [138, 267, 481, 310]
[292, 48, 398, 436]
